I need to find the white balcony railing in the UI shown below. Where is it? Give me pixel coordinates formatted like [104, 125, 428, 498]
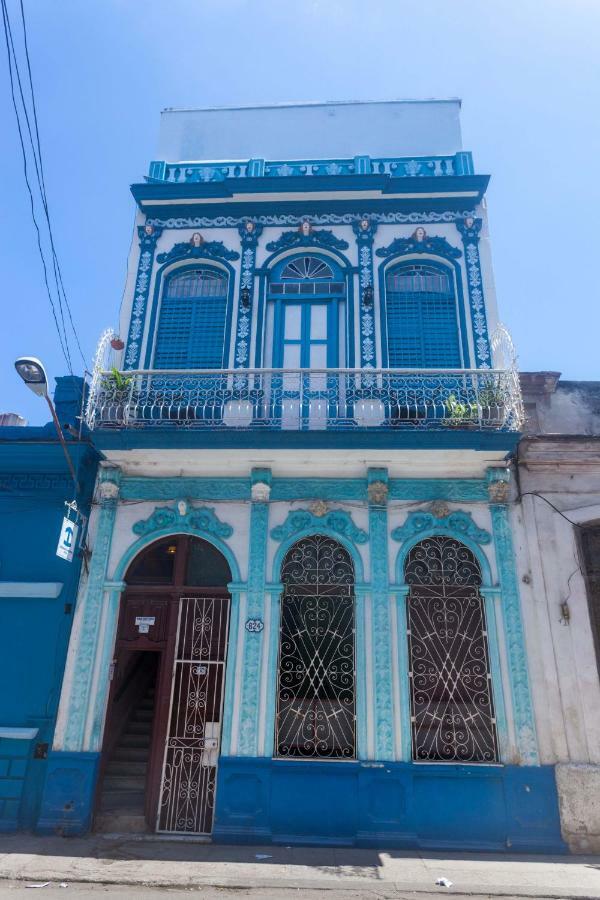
[84, 366, 523, 432]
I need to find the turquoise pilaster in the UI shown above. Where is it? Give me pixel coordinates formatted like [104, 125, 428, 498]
[456, 216, 491, 368]
[487, 469, 539, 764]
[233, 221, 263, 369]
[237, 468, 271, 755]
[124, 225, 163, 369]
[352, 217, 378, 368]
[367, 468, 394, 759]
[63, 466, 121, 751]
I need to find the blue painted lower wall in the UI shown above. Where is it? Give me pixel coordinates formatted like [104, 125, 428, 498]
[36, 751, 100, 836]
[213, 757, 566, 853]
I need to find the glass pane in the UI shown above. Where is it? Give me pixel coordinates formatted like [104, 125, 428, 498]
[283, 343, 301, 369]
[126, 538, 177, 585]
[310, 305, 328, 340]
[310, 343, 328, 369]
[284, 305, 302, 340]
[185, 537, 232, 587]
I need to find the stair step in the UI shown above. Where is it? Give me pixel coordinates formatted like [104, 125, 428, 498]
[112, 746, 150, 762]
[103, 774, 146, 792]
[106, 760, 147, 777]
[100, 790, 145, 811]
[138, 698, 155, 709]
[126, 720, 152, 735]
[95, 812, 149, 834]
[133, 709, 154, 722]
[118, 733, 151, 748]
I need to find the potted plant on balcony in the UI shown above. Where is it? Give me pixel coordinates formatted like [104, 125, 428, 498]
[443, 393, 478, 428]
[99, 367, 134, 426]
[477, 376, 506, 425]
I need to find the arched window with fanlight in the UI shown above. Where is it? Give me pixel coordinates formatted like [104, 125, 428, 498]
[404, 535, 498, 762]
[264, 254, 346, 369]
[384, 262, 463, 368]
[154, 267, 229, 369]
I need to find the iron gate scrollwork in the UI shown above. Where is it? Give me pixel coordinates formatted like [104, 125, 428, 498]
[276, 535, 356, 759]
[404, 536, 499, 763]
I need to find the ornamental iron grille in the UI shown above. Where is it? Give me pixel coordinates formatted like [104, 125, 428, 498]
[157, 594, 230, 834]
[276, 535, 356, 759]
[404, 536, 499, 763]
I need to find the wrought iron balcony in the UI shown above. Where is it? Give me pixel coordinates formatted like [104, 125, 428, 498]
[85, 367, 523, 432]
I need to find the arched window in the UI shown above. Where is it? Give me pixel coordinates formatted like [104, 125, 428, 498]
[385, 262, 461, 367]
[276, 535, 356, 759]
[154, 268, 228, 369]
[404, 536, 498, 762]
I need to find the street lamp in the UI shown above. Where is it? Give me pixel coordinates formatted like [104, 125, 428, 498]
[14, 356, 79, 490]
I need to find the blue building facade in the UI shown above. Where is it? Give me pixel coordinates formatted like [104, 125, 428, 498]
[39, 101, 565, 850]
[0, 376, 99, 832]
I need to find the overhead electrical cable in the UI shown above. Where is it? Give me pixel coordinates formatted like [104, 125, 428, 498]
[0, 0, 72, 372]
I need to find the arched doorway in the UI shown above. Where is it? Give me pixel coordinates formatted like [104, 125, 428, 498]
[275, 535, 356, 759]
[404, 535, 498, 763]
[97, 535, 232, 835]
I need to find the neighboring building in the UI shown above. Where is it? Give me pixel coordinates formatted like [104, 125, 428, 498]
[517, 373, 600, 852]
[39, 101, 564, 850]
[0, 377, 99, 832]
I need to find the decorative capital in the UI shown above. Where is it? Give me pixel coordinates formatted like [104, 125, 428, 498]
[367, 481, 388, 506]
[98, 464, 121, 504]
[392, 509, 491, 545]
[132, 504, 233, 539]
[271, 508, 368, 545]
[456, 216, 482, 242]
[487, 467, 511, 504]
[251, 481, 271, 503]
[137, 223, 163, 249]
[156, 237, 240, 266]
[238, 219, 264, 248]
[352, 216, 378, 242]
[310, 499, 329, 518]
[375, 230, 461, 261]
[265, 227, 349, 254]
[430, 500, 450, 519]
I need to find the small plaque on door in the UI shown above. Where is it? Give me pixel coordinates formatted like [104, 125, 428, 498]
[135, 616, 155, 634]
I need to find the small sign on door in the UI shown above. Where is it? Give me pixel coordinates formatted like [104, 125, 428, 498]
[56, 517, 79, 562]
[135, 616, 155, 634]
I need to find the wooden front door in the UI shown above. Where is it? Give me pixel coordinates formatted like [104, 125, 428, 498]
[120, 534, 232, 835]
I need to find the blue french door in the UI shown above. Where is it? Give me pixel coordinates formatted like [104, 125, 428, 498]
[271, 300, 338, 428]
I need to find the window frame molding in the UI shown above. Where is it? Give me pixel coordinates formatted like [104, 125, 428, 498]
[377, 254, 471, 369]
[144, 258, 237, 370]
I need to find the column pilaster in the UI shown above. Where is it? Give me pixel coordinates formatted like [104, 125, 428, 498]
[353, 217, 378, 368]
[234, 220, 263, 370]
[456, 216, 491, 368]
[124, 223, 163, 369]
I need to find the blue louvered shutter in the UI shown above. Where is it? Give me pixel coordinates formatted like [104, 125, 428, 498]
[386, 265, 461, 368]
[154, 269, 228, 369]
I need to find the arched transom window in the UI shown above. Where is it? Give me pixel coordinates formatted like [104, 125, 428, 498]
[385, 262, 461, 368]
[270, 255, 343, 296]
[276, 535, 356, 759]
[154, 267, 228, 369]
[404, 536, 498, 762]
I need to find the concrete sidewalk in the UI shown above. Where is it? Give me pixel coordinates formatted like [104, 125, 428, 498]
[0, 834, 599, 898]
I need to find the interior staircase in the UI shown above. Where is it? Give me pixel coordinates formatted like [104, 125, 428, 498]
[95, 684, 155, 833]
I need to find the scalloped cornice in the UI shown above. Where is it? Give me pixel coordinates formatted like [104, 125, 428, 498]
[376, 233, 461, 261]
[271, 508, 368, 545]
[265, 228, 349, 254]
[391, 510, 491, 545]
[132, 504, 233, 539]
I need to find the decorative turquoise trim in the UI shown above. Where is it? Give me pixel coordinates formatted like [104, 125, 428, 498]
[367, 469, 394, 760]
[456, 217, 491, 368]
[481, 591, 510, 762]
[156, 238, 240, 265]
[353, 217, 378, 367]
[233, 221, 263, 370]
[270, 478, 366, 501]
[488, 497, 539, 765]
[266, 226, 349, 254]
[271, 508, 368, 545]
[392, 510, 491, 545]
[63, 467, 121, 751]
[147, 210, 480, 230]
[121, 477, 250, 501]
[394, 586, 412, 760]
[237, 469, 271, 756]
[376, 233, 462, 261]
[124, 225, 163, 369]
[262, 589, 282, 758]
[388, 479, 487, 502]
[89, 588, 121, 750]
[132, 503, 233, 539]
[220, 589, 241, 757]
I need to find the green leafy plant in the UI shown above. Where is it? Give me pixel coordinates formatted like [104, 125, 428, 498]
[444, 393, 478, 423]
[477, 376, 506, 409]
[101, 367, 133, 393]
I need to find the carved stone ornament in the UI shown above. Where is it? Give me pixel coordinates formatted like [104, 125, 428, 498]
[265, 228, 349, 253]
[367, 481, 388, 506]
[376, 233, 462, 261]
[430, 500, 450, 519]
[310, 500, 329, 518]
[271, 508, 368, 545]
[98, 480, 119, 502]
[391, 509, 491, 545]
[488, 480, 511, 504]
[156, 239, 240, 265]
[251, 481, 271, 503]
[133, 504, 233, 539]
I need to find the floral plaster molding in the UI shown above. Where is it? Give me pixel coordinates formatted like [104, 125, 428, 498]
[376, 230, 462, 261]
[147, 211, 477, 229]
[132, 504, 233, 539]
[265, 224, 349, 254]
[156, 237, 240, 266]
[271, 508, 368, 545]
[391, 510, 491, 545]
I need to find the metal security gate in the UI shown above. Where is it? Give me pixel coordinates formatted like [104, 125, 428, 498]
[157, 595, 230, 834]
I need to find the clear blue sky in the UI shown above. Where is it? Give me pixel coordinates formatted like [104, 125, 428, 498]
[2, 0, 599, 424]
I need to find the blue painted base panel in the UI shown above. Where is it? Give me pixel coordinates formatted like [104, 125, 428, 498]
[36, 751, 100, 836]
[213, 758, 566, 853]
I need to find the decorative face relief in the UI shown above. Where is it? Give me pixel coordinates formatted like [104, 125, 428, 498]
[190, 232, 204, 247]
